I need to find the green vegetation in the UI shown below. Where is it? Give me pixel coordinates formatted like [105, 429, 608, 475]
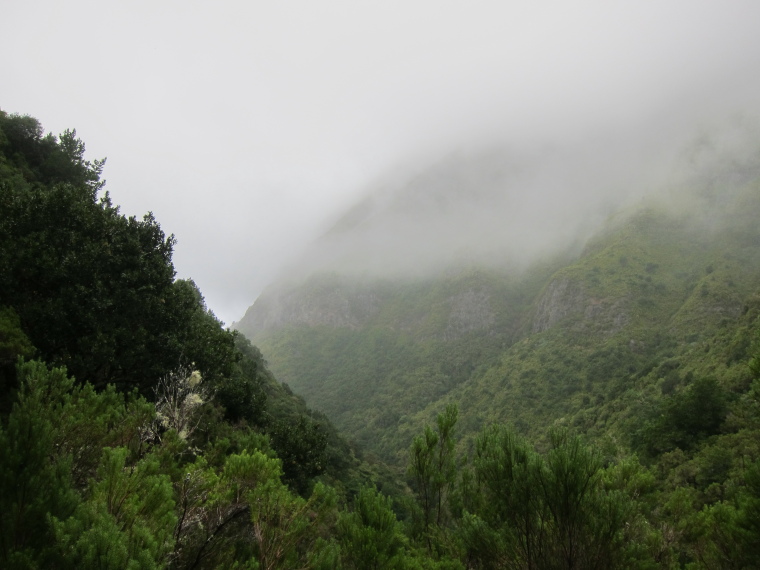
[0, 110, 396, 567]
[236, 122, 760, 566]
[243, 193, 760, 467]
[0, 109, 369, 491]
[240, 265, 558, 461]
[4, 109, 760, 568]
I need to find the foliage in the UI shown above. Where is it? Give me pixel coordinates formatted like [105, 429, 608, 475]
[407, 403, 458, 548]
[0, 361, 79, 567]
[338, 485, 407, 569]
[634, 376, 729, 456]
[268, 414, 328, 496]
[464, 425, 543, 569]
[215, 335, 268, 426]
[0, 111, 386, 568]
[0, 111, 241, 395]
[0, 306, 34, 404]
[52, 447, 176, 569]
[0, 306, 34, 365]
[0, 359, 156, 567]
[0, 112, 105, 192]
[6, 109, 760, 568]
[458, 425, 644, 569]
[245, 175, 760, 468]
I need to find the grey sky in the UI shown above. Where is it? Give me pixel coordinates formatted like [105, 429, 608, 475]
[2, 1, 760, 325]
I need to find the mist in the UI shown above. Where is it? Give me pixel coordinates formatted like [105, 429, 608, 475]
[3, 1, 760, 324]
[274, 108, 760, 291]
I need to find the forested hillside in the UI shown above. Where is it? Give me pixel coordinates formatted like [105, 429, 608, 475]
[5, 109, 760, 568]
[236, 119, 760, 566]
[237, 126, 760, 465]
[0, 111, 404, 568]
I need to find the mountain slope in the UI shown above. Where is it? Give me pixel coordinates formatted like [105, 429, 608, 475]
[236, 127, 760, 465]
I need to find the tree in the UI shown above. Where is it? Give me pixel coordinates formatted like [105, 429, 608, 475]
[51, 448, 176, 569]
[222, 450, 337, 570]
[407, 404, 458, 550]
[0, 359, 155, 567]
[0, 112, 241, 398]
[338, 486, 407, 570]
[269, 414, 328, 496]
[465, 425, 542, 570]
[537, 430, 630, 570]
[215, 334, 268, 426]
[636, 376, 728, 456]
[464, 426, 639, 570]
[0, 112, 104, 191]
[0, 361, 78, 567]
[0, 306, 34, 403]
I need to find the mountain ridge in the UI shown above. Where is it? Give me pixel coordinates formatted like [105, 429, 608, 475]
[236, 130, 760, 465]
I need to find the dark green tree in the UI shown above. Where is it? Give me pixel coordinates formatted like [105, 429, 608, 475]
[0, 361, 79, 567]
[0, 112, 105, 191]
[338, 485, 407, 569]
[463, 426, 640, 570]
[636, 376, 728, 456]
[464, 425, 542, 569]
[407, 404, 458, 550]
[51, 448, 176, 569]
[537, 430, 631, 570]
[215, 334, 268, 426]
[0, 306, 34, 404]
[0, 359, 155, 567]
[0, 112, 241, 397]
[269, 414, 328, 496]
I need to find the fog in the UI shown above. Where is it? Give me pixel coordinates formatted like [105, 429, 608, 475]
[280, 112, 760, 285]
[2, 1, 760, 324]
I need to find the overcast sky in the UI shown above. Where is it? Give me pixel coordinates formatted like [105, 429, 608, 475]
[3, 1, 760, 325]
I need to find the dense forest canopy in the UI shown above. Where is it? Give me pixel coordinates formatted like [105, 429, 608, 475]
[0, 110, 236, 393]
[2, 110, 760, 569]
[0, 111, 379, 567]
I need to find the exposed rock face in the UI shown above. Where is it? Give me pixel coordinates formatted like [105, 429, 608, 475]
[445, 289, 495, 339]
[532, 277, 628, 336]
[532, 278, 585, 333]
[237, 278, 382, 336]
[239, 278, 502, 341]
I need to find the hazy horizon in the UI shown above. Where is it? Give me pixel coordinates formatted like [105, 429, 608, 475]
[3, 1, 760, 325]
[255, 112, 760, 306]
